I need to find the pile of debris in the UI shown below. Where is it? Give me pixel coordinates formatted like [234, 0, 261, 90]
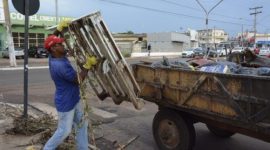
[0, 102, 98, 150]
[151, 49, 270, 76]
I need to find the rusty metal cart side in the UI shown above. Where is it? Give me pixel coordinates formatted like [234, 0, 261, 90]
[133, 63, 270, 150]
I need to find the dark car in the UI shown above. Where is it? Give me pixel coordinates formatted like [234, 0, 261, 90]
[2, 47, 24, 59]
[202, 48, 218, 57]
[29, 46, 48, 58]
[208, 49, 219, 57]
[193, 48, 205, 57]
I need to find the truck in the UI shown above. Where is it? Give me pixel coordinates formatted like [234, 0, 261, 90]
[132, 62, 270, 150]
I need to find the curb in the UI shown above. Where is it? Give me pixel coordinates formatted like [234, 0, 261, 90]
[0, 66, 49, 71]
[29, 102, 118, 122]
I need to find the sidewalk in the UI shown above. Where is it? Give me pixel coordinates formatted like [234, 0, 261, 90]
[0, 58, 50, 68]
[0, 101, 118, 150]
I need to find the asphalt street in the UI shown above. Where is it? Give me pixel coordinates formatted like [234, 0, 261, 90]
[0, 57, 270, 150]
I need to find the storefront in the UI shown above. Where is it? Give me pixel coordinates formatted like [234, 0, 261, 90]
[0, 12, 73, 51]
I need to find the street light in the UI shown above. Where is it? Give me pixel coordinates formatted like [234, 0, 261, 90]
[196, 0, 223, 52]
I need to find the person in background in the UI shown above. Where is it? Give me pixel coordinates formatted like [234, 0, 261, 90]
[43, 20, 97, 150]
[147, 44, 151, 56]
[254, 46, 260, 55]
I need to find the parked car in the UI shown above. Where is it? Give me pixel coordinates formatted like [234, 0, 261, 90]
[259, 47, 270, 56]
[193, 48, 204, 57]
[181, 48, 194, 58]
[231, 47, 244, 53]
[2, 47, 24, 59]
[204, 48, 219, 57]
[216, 48, 226, 56]
[29, 46, 48, 58]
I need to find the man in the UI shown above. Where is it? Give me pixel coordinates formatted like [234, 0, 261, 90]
[43, 21, 96, 150]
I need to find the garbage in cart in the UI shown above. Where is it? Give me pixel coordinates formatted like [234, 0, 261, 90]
[150, 49, 270, 77]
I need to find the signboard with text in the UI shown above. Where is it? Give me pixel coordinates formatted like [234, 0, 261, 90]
[9, 12, 74, 27]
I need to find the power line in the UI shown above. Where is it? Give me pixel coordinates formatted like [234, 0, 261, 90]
[100, 0, 253, 27]
[100, 0, 203, 20]
[159, 0, 252, 22]
[258, 14, 270, 23]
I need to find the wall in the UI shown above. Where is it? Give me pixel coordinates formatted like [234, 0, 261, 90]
[147, 32, 190, 53]
[113, 33, 147, 55]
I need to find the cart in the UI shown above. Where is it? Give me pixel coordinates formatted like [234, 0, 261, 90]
[133, 63, 270, 150]
[63, 11, 270, 150]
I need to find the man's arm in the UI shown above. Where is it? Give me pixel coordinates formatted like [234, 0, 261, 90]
[74, 65, 89, 85]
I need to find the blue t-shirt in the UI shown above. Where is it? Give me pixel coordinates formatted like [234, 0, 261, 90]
[49, 56, 80, 112]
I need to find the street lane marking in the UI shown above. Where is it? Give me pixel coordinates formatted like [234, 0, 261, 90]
[0, 66, 49, 71]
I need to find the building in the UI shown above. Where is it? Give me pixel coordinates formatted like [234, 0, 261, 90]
[144, 32, 190, 56]
[186, 28, 199, 48]
[0, 11, 73, 55]
[254, 33, 270, 47]
[236, 31, 270, 47]
[197, 29, 228, 48]
[0, 13, 192, 58]
[112, 33, 147, 57]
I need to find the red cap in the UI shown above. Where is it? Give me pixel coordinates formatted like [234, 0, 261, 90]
[44, 35, 64, 50]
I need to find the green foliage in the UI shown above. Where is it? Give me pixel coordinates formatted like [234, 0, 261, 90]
[121, 50, 131, 57]
[119, 30, 134, 34]
[126, 30, 134, 34]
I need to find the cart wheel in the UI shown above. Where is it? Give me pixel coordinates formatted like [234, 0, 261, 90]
[206, 124, 235, 138]
[153, 109, 195, 150]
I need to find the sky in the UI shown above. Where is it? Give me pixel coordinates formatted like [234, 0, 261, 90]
[8, 0, 270, 37]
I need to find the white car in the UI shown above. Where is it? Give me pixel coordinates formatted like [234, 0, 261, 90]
[259, 48, 270, 56]
[2, 47, 24, 59]
[232, 47, 244, 53]
[216, 48, 226, 56]
[181, 48, 194, 58]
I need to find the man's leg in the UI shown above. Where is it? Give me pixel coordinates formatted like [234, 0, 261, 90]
[73, 102, 88, 150]
[43, 109, 75, 150]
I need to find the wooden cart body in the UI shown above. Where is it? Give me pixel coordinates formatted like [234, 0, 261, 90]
[133, 63, 270, 142]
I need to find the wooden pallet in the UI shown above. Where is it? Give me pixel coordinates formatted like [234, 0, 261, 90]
[66, 11, 144, 109]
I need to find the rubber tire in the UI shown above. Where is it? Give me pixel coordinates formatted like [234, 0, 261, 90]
[153, 109, 195, 150]
[206, 124, 235, 138]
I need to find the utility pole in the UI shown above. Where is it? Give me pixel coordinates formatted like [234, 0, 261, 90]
[239, 18, 244, 48]
[213, 26, 216, 50]
[55, 0, 58, 24]
[2, 0, 16, 67]
[196, 0, 223, 56]
[241, 24, 244, 48]
[250, 6, 262, 47]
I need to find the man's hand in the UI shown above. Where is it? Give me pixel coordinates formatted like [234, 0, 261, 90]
[83, 56, 97, 70]
[57, 20, 71, 32]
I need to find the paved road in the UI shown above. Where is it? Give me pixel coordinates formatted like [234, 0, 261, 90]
[0, 57, 270, 150]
